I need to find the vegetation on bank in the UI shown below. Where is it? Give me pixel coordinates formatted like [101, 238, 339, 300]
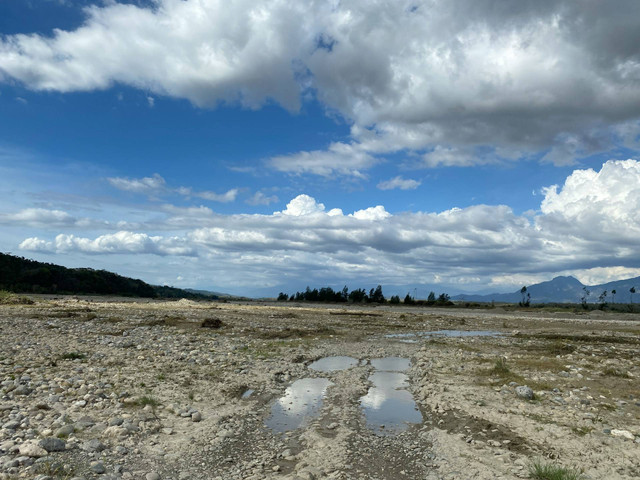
[277, 285, 454, 306]
[0, 253, 216, 300]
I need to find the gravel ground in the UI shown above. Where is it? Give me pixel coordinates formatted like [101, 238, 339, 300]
[1, 296, 639, 479]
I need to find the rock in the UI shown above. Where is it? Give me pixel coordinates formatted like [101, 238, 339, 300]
[90, 461, 106, 474]
[191, 412, 202, 422]
[611, 429, 635, 440]
[515, 386, 534, 400]
[13, 385, 32, 396]
[81, 439, 107, 452]
[54, 424, 75, 437]
[39, 437, 66, 452]
[18, 441, 48, 457]
[146, 473, 161, 480]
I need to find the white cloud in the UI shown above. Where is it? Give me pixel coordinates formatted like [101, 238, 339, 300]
[3, 1, 640, 172]
[108, 173, 239, 203]
[1, 208, 103, 228]
[12, 160, 640, 293]
[246, 191, 278, 206]
[269, 142, 377, 177]
[277, 194, 325, 216]
[377, 176, 420, 191]
[108, 173, 167, 195]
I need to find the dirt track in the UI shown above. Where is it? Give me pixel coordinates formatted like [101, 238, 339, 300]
[1, 297, 639, 479]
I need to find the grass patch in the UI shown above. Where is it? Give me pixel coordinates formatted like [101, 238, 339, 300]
[571, 426, 594, 436]
[137, 395, 160, 408]
[491, 357, 510, 375]
[528, 459, 583, 480]
[61, 352, 86, 360]
[0, 290, 34, 305]
[601, 367, 631, 378]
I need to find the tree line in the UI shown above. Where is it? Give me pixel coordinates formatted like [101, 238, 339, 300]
[277, 285, 453, 306]
[0, 253, 215, 299]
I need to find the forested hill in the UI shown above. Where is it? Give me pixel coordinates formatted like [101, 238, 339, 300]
[0, 253, 215, 299]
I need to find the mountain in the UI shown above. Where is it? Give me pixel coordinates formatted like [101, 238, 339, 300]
[453, 275, 640, 304]
[0, 253, 216, 300]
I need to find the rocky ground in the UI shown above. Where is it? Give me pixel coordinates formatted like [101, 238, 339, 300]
[0, 296, 639, 479]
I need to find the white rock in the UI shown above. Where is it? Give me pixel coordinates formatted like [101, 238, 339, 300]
[611, 429, 635, 440]
[18, 441, 48, 457]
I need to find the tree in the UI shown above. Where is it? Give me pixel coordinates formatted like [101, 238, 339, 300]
[427, 291, 436, 304]
[389, 295, 400, 304]
[581, 287, 590, 309]
[277, 292, 289, 301]
[370, 285, 385, 303]
[611, 289, 616, 304]
[403, 293, 414, 305]
[598, 290, 608, 309]
[631, 287, 636, 303]
[436, 293, 452, 305]
[519, 286, 531, 307]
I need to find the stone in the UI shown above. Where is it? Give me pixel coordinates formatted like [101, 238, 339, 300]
[191, 412, 202, 422]
[81, 439, 106, 452]
[611, 429, 635, 440]
[146, 473, 161, 480]
[39, 437, 66, 452]
[515, 386, 534, 400]
[90, 461, 106, 474]
[54, 424, 75, 437]
[18, 441, 48, 457]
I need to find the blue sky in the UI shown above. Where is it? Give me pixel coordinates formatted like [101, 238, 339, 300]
[1, 0, 640, 297]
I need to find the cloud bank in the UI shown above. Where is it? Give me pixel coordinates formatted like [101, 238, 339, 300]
[2, 0, 640, 173]
[13, 160, 640, 290]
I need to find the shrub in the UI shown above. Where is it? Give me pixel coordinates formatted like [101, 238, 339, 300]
[528, 459, 583, 480]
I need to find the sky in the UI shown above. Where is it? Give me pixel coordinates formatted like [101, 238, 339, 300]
[1, 0, 640, 297]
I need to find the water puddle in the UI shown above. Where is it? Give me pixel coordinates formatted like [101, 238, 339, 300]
[308, 356, 359, 372]
[371, 356, 411, 372]
[360, 357, 422, 435]
[241, 389, 254, 399]
[386, 330, 503, 341]
[265, 378, 333, 433]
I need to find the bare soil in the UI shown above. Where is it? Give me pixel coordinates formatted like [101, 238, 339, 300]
[1, 297, 639, 479]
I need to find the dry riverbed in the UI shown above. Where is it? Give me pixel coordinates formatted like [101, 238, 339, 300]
[1, 297, 639, 479]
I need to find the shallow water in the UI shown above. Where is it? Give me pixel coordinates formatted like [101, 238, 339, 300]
[264, 378, 333, 433]
[360, 369, 422, 435]
[386, 330, 503, 341]
[370, 356, 411, 372]
[308, 356, 359, 372]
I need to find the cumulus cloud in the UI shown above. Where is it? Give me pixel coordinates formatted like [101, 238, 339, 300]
[377, 176, 421, 191]
[1, 208, 101, 228]
[20, 231, 195, 256]
[14, 160, 640, 291]
[7, 1, 639, 172]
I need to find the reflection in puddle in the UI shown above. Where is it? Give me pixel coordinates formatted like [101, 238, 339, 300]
[241, 389, 254, 399]
[371, 356, 411, 371]
[308, 356, 359, 372]
[265, 378, 333, 433]
[386, 330, 504, 341]
[360, 357, 422, 435]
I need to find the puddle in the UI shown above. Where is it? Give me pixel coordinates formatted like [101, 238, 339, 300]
[265, 378, 333, 433]
[386, 330, 504, 341]
[308, 356, 359, 372]
[371, 356, 411, 372]
[360, 357, 422, 435]
[241, 389, 254, 399]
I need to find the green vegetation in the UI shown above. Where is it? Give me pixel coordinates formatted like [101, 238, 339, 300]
[279, 285, 454, 305]
[0, 290, 34, 305]
[0, 252, 216, 299]
[61, 352, 86, 360]
[528, 459, 583, 480]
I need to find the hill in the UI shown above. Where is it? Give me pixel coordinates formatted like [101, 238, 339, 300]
[453, 275, 640, 304]
[0, 253, 216, 300]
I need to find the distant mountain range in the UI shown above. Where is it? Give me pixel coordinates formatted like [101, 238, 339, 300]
[0, 253, 218, 300]
[453, 275, 640, 304]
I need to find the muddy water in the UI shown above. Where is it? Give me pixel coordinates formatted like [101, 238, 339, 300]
[265, 378, 333, 433]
